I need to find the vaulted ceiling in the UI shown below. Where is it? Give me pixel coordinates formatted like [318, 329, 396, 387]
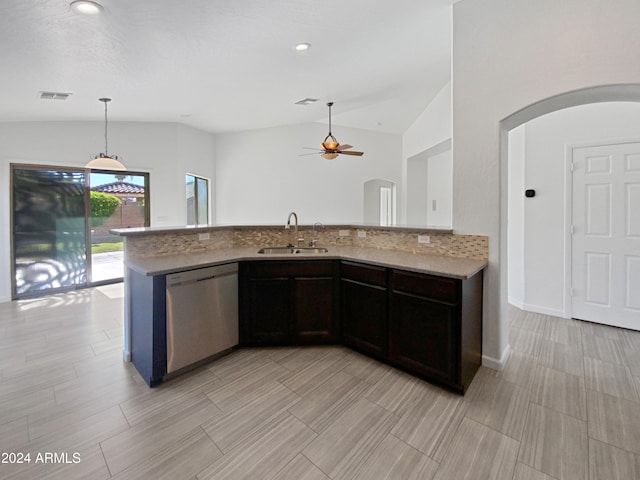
[0, 0, 454, 134]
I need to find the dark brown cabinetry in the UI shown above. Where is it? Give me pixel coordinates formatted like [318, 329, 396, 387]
[389, 269, 482, 392]
[239, 258, 483, 393]
[240, 260, 338, 345]
[340, 261, 388, 359]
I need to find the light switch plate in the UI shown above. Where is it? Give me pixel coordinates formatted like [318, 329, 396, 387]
[198, 232, 211, 241]
[418, 235, 430, 244]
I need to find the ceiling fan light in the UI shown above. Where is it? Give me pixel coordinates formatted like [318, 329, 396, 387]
[322, 141, 338, 150]
[322, 152, 338, 160]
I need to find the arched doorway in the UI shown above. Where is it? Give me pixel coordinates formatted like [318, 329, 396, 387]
[500, 84, 640, 358]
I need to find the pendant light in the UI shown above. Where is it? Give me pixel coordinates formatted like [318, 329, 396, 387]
[86, 98, 126, 171]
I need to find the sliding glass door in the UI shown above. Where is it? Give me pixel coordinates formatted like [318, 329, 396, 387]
[11, 165, 150, 299]
[12, 166, 88, 297]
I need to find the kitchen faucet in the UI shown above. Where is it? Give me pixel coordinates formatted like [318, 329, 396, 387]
[310, 222, 324, 247]
[285, 212, 301, 247]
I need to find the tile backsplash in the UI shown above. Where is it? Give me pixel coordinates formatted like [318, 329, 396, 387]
[124, 226, 488, 260]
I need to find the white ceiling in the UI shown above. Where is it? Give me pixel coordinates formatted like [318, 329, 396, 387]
[0, 0, 454, 135]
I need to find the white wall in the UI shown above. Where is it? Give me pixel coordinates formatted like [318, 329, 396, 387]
[508, 102, 640, 317]
[0, 121, 215, 302]
[406, 151, 429, 225]
[426, 147, 452, 228]
[507, 125, 525, 308]
[453, 0, 640, 367]
[214, 123, 401, 225]
[402, 82, 452, 224]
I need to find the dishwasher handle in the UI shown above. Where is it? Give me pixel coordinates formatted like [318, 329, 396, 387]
[166, 263, 238, 287]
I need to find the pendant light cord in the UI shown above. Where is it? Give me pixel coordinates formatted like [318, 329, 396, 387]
[103, 99, 109, 157]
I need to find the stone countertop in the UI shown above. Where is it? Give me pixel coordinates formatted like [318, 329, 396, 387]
[111, 223, 453, 236]
[125, 246, 486, 280]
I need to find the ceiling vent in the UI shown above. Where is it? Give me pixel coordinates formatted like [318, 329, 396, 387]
[39, 91, 72, 100]
[294, 98, 318, 106]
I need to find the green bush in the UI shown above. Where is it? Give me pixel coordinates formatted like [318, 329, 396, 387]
[90, 191, 120, 227]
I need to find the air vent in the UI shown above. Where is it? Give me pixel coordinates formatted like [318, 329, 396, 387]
[39, 91, 72, 100]
[294, 98, 318, 106]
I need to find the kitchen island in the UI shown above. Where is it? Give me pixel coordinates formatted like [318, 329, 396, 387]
[113, 224, 487, 393]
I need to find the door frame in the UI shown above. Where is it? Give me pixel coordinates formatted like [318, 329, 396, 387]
[564, 137, 640, 320]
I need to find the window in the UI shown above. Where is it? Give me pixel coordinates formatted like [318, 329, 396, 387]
[186, 174, 209, 225]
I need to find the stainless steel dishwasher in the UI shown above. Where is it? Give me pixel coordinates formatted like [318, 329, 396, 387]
[165, 263, 238, 374]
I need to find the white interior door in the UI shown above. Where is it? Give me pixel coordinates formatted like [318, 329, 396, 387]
[571, 142, 640, 330]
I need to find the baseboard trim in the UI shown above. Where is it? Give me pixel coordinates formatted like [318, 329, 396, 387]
[522, 303, 568, 319]
[508, 297, 524, 309]
[482, 344, 511, 371]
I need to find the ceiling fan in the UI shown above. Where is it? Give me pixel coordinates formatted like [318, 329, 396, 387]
[301, 102, 364, 160]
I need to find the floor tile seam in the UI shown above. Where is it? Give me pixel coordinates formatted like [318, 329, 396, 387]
[329, 420, 397, 480]
[197, 424, 225, 465]
[364, 387, 429, 417]
[198, 412, 317, 478]
[531, 361, 587, 385]
[581, 332, 630, 349]
[210, 381, 300, 417]
[527, 396, 588, 423]
[299, 451, 333, 480]
[97, 440, 113, 478]
[286, 407, 323, 435]
[585, 386, 640, 408]
[462, 401, 529, 443]
[201, 406, 294, 456]
[132, 391, 221, 430]
[584, 386, 640, 460]
[272, 350, 338, 372]
[582, 354, 640, 403]
[581, 349, 632, 370]
[512, 463, 562, 480]
[511, 395, 534, 470]
[22, 388, 56, 442]
[387, 431, 443, 465]
[117, 402, 134, 429]
[586, 434, 640, 460]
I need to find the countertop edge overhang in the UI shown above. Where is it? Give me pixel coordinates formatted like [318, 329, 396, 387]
[111, 224, 454, 237]
[125, 246, 487, 280]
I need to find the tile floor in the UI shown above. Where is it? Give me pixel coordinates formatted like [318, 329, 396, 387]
[1, 286, 639, 479]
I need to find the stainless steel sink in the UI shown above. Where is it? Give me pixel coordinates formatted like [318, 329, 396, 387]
[257, 246, 328, 254]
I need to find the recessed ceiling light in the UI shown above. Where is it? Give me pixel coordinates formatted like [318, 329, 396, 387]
[70, 1, 104, 15]
[295, 43, 311, 52]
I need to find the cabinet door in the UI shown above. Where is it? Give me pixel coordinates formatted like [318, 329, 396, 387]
[389, 291, 458, 386]
[294, 277, 335, 343]
[243, 277, 291, 345]
[341, 279, 387, 358]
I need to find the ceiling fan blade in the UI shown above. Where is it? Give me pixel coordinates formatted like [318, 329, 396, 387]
[337, 144, 353, 151]
[303, 146, 324, 151]
[338, 150, 364, 156]
[298, 152, 321, 156]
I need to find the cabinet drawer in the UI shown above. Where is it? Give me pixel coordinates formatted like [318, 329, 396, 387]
[341, 261, 387, 287]
[247, 260, 333, 278]
[391, 270, 458, 303]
